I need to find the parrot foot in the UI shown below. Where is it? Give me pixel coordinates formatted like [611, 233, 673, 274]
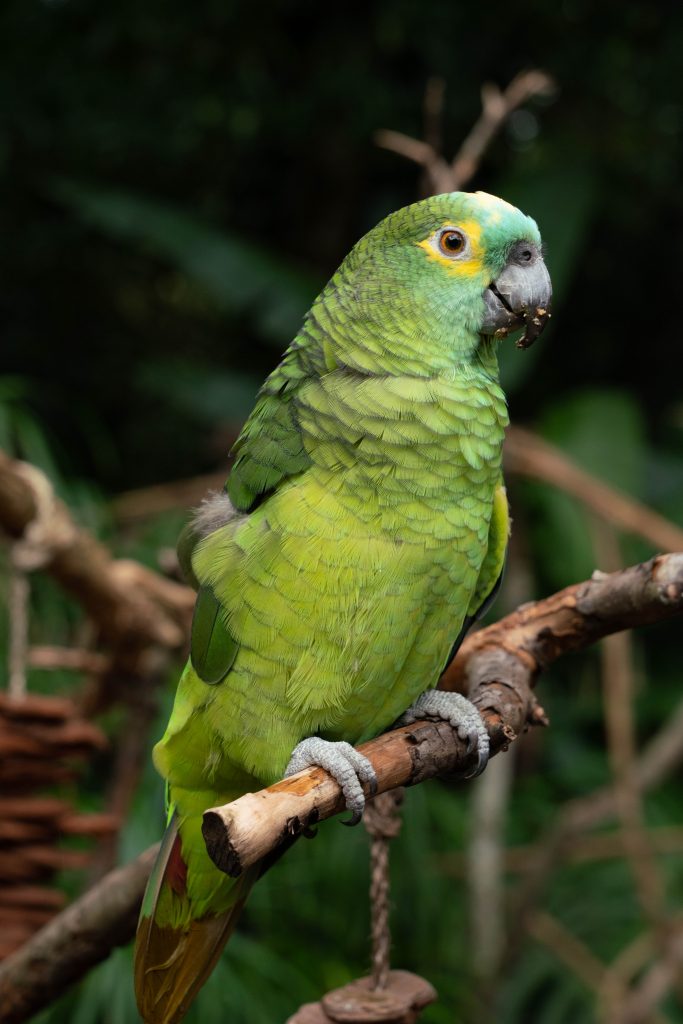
[284, 738, 377, 826]
[398, 689, 490, 777]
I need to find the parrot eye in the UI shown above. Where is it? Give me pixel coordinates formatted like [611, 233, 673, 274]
[438, 229, 467, 257]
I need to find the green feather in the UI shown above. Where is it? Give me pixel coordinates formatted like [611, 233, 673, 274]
[176, 522, 201, 590]
[190, 584, 238, 685]
[227, 361, 313, 512]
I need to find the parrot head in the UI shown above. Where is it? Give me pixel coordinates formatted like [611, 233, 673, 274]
[321, 191, 551, 375]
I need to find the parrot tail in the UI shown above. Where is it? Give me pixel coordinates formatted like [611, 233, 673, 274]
[134, 807, 258, 1024]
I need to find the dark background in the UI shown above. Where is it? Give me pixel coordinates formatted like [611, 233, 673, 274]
[1, 3, 682, 1023]
[3, 1, 683, 495]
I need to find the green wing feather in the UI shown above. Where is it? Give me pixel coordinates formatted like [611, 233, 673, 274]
[190, 584, 239, 685]
[441, 480, 509, 674]
[466, 480, 510, 620]
[176, 523, 201, 590]
[226, 346, 314, 512]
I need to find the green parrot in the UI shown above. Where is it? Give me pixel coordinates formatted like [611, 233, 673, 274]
[134, 190, 551, 1023]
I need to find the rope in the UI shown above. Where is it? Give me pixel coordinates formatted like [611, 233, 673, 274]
[4, 461, 75, 700]
[363, 788, 404, 991]
[7, 566, 29, 700]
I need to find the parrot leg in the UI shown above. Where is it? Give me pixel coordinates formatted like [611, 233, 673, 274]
[285, 738, 377, 825]
[398, 689, 490, 776]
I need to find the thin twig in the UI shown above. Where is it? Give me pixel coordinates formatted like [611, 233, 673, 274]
[593, 519, 667, 932]
[528, 913, 672, 1024]
[423, 77, 446, 154]
[450, 72, 554, 189]
[440, 825, 683, 875]
[503, 693, 683, 975]
[527, 911, 606, 992]
[619, 926, 683, 1024]
[27, 646, 110, 675]
[375, 70, 554, 193]
[505, 426, 683, 554]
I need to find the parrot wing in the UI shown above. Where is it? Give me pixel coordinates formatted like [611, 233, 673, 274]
[190, 583, 239, 685]
[176, 351, 313, 591]
[441, 480, 509, 674]
[226, 353, 313, 513]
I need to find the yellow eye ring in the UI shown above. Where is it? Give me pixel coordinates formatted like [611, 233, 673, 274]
[438, 229, 466, 256]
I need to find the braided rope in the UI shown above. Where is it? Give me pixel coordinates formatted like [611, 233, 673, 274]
[5, 462, 76, 699]
[7, 567, 29, 700]
[363, 788, 404, 991]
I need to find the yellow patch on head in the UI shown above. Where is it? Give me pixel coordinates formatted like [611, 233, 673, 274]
[474, 191, 518, 225]
[417, 218, 486, 278]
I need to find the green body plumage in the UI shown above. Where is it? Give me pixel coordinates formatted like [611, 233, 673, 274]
[135, 191, 546, 1023]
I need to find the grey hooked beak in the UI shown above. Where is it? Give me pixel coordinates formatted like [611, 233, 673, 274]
[480, 241, 552, 349]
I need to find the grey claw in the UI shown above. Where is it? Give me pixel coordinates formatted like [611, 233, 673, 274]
[465, 746, 489, 779]
[285, 737, 377, 823]
[340, 809, 363, 828]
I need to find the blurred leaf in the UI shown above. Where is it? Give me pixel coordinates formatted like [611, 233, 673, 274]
[524, 389, 646, 589]
[541, 389, 645, 493]
[49, 180, 319, 345]
[644, 449, 683, 527]
[136, 359, 260, 426]
[0, 376, 64, 485]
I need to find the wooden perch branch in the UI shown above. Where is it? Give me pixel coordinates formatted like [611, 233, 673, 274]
[202, 553, 683, 879]
[0, 450, 194, 664]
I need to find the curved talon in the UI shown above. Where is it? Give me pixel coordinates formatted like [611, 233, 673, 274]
[340, 809, 363, 828]
[285, 737, 377, 824]
[465, 746, 489, 779]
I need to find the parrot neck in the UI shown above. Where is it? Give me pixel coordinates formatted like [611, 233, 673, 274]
[306, 271, 494, 378]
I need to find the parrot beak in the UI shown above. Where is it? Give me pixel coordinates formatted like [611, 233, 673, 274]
[480, 242, 552, 349]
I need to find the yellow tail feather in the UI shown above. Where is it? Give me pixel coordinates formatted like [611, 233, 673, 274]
[134, 814, 258, 1023]
[134, 893, 253, 1024]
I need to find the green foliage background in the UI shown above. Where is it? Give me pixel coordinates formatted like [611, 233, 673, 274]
[1, 2, 682, 1022]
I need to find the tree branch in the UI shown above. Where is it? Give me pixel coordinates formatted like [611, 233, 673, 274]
[504, 426, 683, 554]
[0, 450, 193, 663]
[375, 70, 555, 194]
[202, 554, 683, 879]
